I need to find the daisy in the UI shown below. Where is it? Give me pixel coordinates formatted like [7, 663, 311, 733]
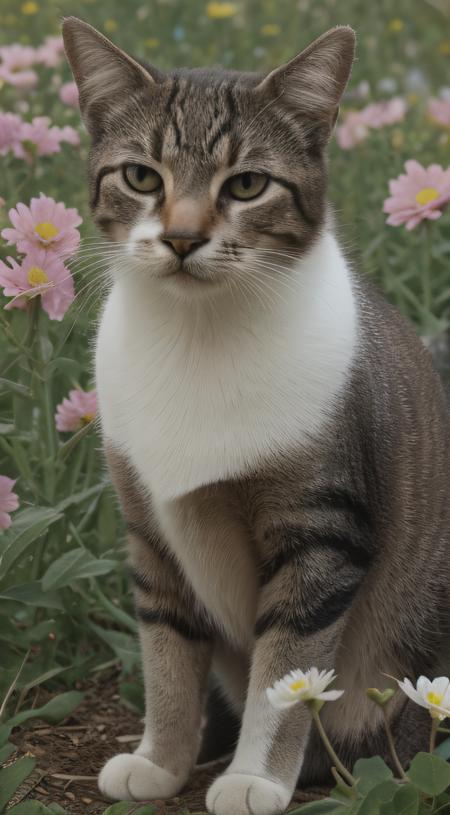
[428, 98, 450, 130]
[266, 667, 344, 710]
[0, 248, 75, 321]
[55, 389, 97, 432]
[2, 193, 82, 259]
[0, 476, 19, 531]
[59, 81, 79, 108]
[397, 676, 450, 721]
[383, 160, 450, 230]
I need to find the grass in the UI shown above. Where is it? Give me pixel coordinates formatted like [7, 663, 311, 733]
[0, 0, 449, 811]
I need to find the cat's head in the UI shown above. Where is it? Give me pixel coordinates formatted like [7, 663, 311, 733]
[63, 17, 355, 299]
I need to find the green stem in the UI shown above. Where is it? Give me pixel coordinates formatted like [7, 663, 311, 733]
[430, 718, 439, 753]
[422, 221, 433, 323]
[309, 706, 356, 787]
[382, 708, 408, 780]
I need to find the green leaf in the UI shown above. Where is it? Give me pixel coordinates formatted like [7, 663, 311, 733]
[0, 755, 36, 811]
[102, 804, 135, 815]
[0, 582, 63, 610]
[435, 736, 450, 760]
[9, 803, 68, 815]
[288, 799, 350, 815]
[0, 723, 12, 747]
[353, 757, 394, 795]
[358, 781, 398, 815]
[408, 752, 450, 795]
[391, 785, 419, 815]
[0, 508, 62, 580]
[7, 690, 84, 728]
[54, 482, 107, 513]
[0, 741, 15, 763]
[88, 623, 140, 673]
[0, 378, 32, 399]
[42, 548, 117, 591]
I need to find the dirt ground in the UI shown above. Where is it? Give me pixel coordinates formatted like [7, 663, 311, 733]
[6, 671, 328, 814]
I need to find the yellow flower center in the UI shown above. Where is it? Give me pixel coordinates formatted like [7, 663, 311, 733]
[415, 187, 440, 206]
[290, 679, 307, 692]
[82, 413, 95, 424]
[35, 221, 59, 242]
[27, 266, 49, 287]
[427, 691, 444, 706]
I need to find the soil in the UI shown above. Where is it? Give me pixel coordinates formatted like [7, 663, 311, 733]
[6, 670, 328, 814]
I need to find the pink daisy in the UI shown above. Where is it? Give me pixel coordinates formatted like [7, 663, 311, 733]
[2, 193, 82, 259]
[0, 44, 38, 89]
[362, 97, 407, 129]
[59, 81, 79, 108]
[0, 112, 26, 159]
[383, 160, 450, 230]
[336, 110, 370, 149]
[428, 99, 450, 129]
[55, 389, 97, 432]
[36, 35, 65, 68]
[0, 476, 19, 531]
[0, 248, 75, 321]
[19, 117, 80, 158]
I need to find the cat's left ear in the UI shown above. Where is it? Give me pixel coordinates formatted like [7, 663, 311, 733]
[256, 26, 355, 136]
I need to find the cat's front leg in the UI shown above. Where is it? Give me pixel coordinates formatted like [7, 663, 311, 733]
[207, 520, 372, 815]
[99, 528, 213, 801]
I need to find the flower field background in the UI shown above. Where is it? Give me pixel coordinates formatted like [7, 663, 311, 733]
[0, 0, 450, 812]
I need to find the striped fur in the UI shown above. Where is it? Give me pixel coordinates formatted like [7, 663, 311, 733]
[63, 17, 450, 815]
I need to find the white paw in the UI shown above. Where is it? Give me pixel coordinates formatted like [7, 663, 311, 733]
[206, 772, 290, 815]
[98, 753, 182, 801]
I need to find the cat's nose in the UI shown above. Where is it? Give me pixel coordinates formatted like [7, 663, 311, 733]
[161, 235, 209, 258]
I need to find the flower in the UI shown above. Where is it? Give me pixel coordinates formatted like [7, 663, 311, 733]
[428, 99, 450, 130]
[0, 248, 75, 320]
[21, 1, 39, 14]
[2, 194, 82, 258]
[336, 110, 370, 149]
[0, 44, 38, 89]
[20, 117, 80, 158]
[266, 668, 344, 710]
[388, 18, 404, 32]
[0, 476, 19, 531]
[260, 23, 281, 37]
[104, 19, 119, 33]
[397, 676, 450, 721]
[0, 113, 27, 159]
[59, 81, 79, 108]
[383, 160, 450, 230]
[36, 35, 64, 68]
[55, 389, 97, 432]
[206, 2, 237, 18]
[336, 98, 407, 149]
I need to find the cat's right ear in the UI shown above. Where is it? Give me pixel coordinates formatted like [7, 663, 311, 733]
[62, 17, 157, 134]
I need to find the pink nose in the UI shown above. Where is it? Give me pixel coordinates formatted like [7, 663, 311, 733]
[161, 236, 209, 258]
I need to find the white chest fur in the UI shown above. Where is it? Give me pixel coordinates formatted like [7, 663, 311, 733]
[95, 233, 357, 502]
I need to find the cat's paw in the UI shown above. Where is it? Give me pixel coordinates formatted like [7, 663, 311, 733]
[206, 772, 290, 815]
[98, 753, 182, 801]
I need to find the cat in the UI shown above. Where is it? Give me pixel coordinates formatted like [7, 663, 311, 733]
[62, 17, 450, 815]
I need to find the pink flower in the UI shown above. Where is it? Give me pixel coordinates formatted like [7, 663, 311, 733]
[0, 112, 26, 159]
[337, 97, 407, 149]
[428, 98, 450, 130]
[0, 44, 38, 89]
[362, 97, 407, 128]
[20, 117, 80, 158]
[55, 389, 97, 432]
[0, 248, 75, 320]
[2, 193, 82, 259]
[383, 160, 450, 230]
[336, 111, 370, 149]
[0, 476, 19, 531]
[59, 81, 79, 108]
[36, 36, 65, 68]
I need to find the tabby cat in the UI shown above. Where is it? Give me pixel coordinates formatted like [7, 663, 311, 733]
[62, 17, 450, 815]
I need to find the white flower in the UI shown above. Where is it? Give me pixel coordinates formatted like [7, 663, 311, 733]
[266, 667, 344, 710]
[397, 676, 450, 721]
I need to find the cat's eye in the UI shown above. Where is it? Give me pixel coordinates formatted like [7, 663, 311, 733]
[227, 172, 269, 201]
[123, 164, 163, 194]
